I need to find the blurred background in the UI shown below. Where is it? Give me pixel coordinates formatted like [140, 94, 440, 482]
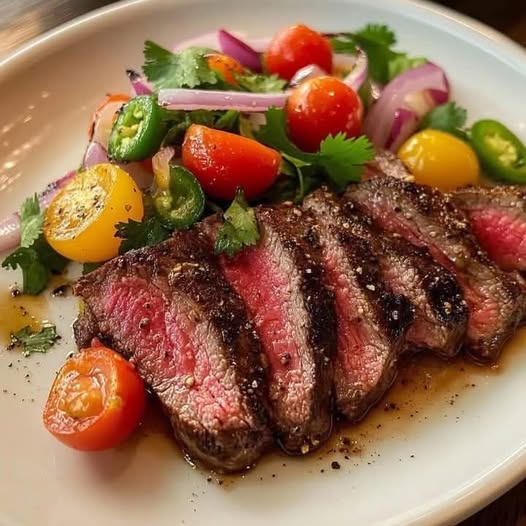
[0, 0, 524, 56]
[0, 0, 524, 525]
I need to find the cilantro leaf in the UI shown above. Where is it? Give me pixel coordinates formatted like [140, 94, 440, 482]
[11, 324, 60, 356]
[215, 189, 260, 257]
[2, 196, 68, 295]
[331, 24, 426, 84]
[116, 217, 170, 254]
[234, 72, 287, 93]
[143, 41, 220, 90]
[257, 108, 374, 191]
[419, 102, 469, 140]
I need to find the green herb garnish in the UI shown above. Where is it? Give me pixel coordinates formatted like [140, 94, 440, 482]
[419, 102, 469, 140]
[10, 324, 60, 357]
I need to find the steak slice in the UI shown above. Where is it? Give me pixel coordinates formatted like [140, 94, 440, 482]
[346, 177, 524, 362]
[337, 196, 469, 358]
[366, 149, 415, 182]
[303, 190, 413, 420]
[74, 230, 272, 472]
[202, 204, 336, 454]
[452, 185, 526, 272]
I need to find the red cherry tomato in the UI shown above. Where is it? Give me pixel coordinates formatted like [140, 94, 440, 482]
[265, 24, 333, 81]
[182, 125, 281, 200]
[286, 76, 363, 152]
[206, 53, 245, 86]
[43, 346, 146, 451]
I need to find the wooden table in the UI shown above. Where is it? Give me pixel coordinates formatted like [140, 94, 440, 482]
[0, 1, 525, 524]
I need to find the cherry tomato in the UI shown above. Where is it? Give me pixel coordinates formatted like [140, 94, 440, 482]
[182, 124, 281, 200]
[265, 24, 333, 81]
[89, 93, 130, 147]
[44, 164, 144, 263]
[206, 53, 245, 86]
[286, 76, 363, 152]
[398, 129, 479, 190]
[43, 346, 146, 451]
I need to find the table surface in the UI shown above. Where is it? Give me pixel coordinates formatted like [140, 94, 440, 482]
[0, 1, 525, 525]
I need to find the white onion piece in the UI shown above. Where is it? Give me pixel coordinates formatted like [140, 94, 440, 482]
[152, 146, 175, 188]
[342, 48, 368, 92]
[363, 62, 449, 151]
[158, 89, 287, 112]
[218, 29, 262, 72]
[83, 141, 109, 169]
[333, 53, 356, 73]
[92, 99, 126, 149]
[126, 69, 152, 96]
[289, 64, 326, 88]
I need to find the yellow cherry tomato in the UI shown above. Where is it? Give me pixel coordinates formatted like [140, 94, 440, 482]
[44, 164, 144, 263]
[398, 129, 479, 190]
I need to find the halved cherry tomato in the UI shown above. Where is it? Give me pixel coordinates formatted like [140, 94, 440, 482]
[206, 53, 245, 86]
[43, 346, 146, 451]
[286, 76, 363, 152]
[265, 24, 333, 81]
[89, 93, 130, 146]
[44, 164, 144, 263]
[182, 124, 281, 200]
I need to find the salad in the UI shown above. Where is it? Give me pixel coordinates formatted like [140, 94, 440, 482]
[1, 23, 525, 452]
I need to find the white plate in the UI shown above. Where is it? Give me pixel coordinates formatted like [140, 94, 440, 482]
[0, 1, 525, 525]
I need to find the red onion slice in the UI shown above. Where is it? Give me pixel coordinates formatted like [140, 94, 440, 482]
[83, 141, 109, 169]
[363, 62, 449, 151]
[174, 31, 270, 53]
[218, 29, 262, 72]
[385, 108, 419, 152]
[126, 69, 152, 96]
[342, 48, 368, 92]
[158, 89, 287, 112]
[289, 64, 327, 88]
[92, 99, 126, 148]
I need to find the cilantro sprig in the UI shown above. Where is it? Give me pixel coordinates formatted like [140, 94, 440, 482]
[331, 24, 426, 84]
[10, 324, 60, 357]
[215, 189, 260, 257]
[257, 108, 374, 192]
[419, 102, 469, 140]
[2, 196, 68, 295]
[116, 217, 171, 254]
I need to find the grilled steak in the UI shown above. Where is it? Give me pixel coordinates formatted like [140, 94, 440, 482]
[303, 190, 413, 420]
[203, 204, 336, 454]
[74, 230, 272, 472]
[452, 185, 526, 272]
[346, 177, 525, 362]
[366, 149, 415, 182]
[337, 197, 468, 358]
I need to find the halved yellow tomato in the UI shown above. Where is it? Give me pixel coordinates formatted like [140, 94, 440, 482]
[44, 164, 144, 262]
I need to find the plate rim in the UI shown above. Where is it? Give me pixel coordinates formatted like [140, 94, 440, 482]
[0, 0, 525, 525]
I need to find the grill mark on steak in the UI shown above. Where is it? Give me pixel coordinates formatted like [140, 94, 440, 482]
[452, 185, 526, 272]
[345, 177, 525, 362]
[202, 205, 336, 454]
[74, 230, 272, 472]
[303, 190, 413, 420]
[338, 197, 469, 358]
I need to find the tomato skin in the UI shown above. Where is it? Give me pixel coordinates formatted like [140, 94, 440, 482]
[206, 53, 245, 86]
[286, 76, 363, 152]
[265, 25, 333, 81]
[182, 125, 281, 200]
[43, 346, 146, 451]
[398, 129, 479, 190]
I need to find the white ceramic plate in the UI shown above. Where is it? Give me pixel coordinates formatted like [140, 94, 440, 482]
[1, 1, 525, 525]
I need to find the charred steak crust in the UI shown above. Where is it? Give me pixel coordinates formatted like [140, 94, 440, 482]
[339, 198, 469, 358]
[303, 190, 413, 420]
[345, 177, 524, 361]
[202, 205, 337, 454]
[452, 185, 526, 272]
[74, 230, 272, 472]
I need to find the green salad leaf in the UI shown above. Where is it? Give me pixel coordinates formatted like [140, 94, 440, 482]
[215, 189, 260, 257]
[11, 324, 60, 357]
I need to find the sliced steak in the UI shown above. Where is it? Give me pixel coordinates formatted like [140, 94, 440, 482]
[74, 230, 272, 472]
[337, 197, 469, 358]
[303, 190, 413, 420]
[346, 177, 524, 362]
[452, 185, 526, 272]
[202, 205, 336, 454]
[366, 149, 415, 182]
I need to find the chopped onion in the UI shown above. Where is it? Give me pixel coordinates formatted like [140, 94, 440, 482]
[342, 48, 368, 92]
[126, 69, 152, 96]
[218, 29, 262, 72]
[289, 64, 326, 88]
[83, 141, 109, 168]
[158, 89, 287, 112]
[152, 146, 175, 189]
[0, 170, 77, 253]
[363, 62, 449, 151]
[174, 31, 270, 53]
